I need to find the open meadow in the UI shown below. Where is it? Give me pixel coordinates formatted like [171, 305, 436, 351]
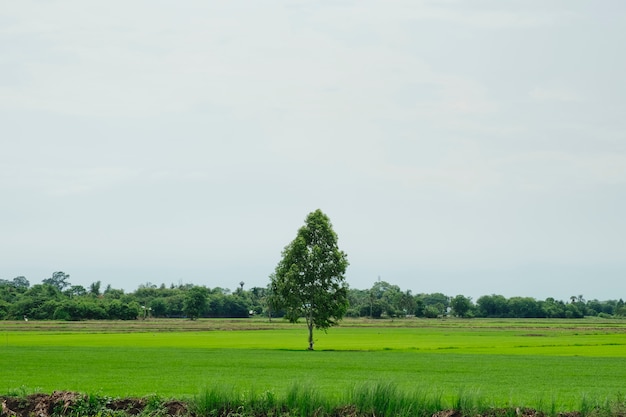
[1, 317, 625, 412]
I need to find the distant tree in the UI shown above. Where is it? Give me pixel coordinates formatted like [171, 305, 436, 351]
[207, 293, 225, 317]
[399, 290, 416, 317]
[66, 285, 87, 298]
[149, 298, 168, 318]
[89, 281, 101, 297]
[541, 298, 566, 318]
[269, 209, 349, 350]
[8, 284, 62, 319]
[346, 288, 370, 317]
[359, 301, 383, 319]
[508, 297, 541, 318]
[413, 298, 425, 317]
[450, 294, 473, 317]
[119, 301, 141, 320]
[165, 293, 186, 317]
[212, 287, 231, 295]
[0, 279, 27, 304]
[370, 281, 403, 317]
[418, 293, 450, 310]
[183, 286, 208, 320]
[248, 286, 269, 316]
[423, 305, 441, 318]
[565, 302, 583, 318]
[42, 271, 71, 291]
[476, 294, 509, 317]
[220, 297, 249, 318]
[12, 276, 30, 291]
[103, 285, 124, 299]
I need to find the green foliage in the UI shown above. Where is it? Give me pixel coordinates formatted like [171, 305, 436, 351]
[42, 271, 71, 291]
[450, 295, 473, 318]
[3, 386, 626, 417]
[142, 394, 167, 417]
[105, 300, 140, 320]
[270, 209, 349, 349]
[285, 383, 330, 416]
[183, 286, 208, 320]
[69, 393, 113, 416]
[1, 269, 623, 322]
[362, 282, 417, 318]
[350, 381, 416, 417]
[0, 299, 9, 319]
[423, 305, 441, 318]
[192, 386, 243, 417]
[89, 281, 102, 297]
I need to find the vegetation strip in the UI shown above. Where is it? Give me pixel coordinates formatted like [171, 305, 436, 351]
[2, 272, 625, 323]
[3, 383, 626, 417]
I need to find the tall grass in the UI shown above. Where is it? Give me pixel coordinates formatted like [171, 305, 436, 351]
[192, 383, 626, 417]
[191, 382, 499, 417]
[192, 386, 239, 417]
[284, 383, 333, 416]
[348, 381, 419, 417]
[574, 391, 626, 417]
[192, 383, 334, 417]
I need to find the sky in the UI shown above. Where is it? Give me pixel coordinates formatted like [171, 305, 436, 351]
[1, 1, 625, 302]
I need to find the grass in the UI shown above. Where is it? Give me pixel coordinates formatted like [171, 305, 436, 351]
[189, 382, 626, 417]
[1, 317, 626, 412]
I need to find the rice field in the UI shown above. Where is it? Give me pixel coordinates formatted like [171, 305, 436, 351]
[1, 317, 625, 411]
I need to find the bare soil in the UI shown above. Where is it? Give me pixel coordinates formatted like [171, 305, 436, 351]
[1, 391, 188, 417]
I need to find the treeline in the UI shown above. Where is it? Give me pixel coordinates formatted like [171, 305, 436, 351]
[1, 272, 624, 321]
[348, 281, 625, 319]
[0, 272, 255, 321]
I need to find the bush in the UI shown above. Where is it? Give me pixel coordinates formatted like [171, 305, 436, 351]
[0, 299, 9, 319]
[53, 306, 71, 321]
[423, 305, 440, 318]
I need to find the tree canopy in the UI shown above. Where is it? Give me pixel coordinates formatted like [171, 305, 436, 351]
[269, 209, 349, 350]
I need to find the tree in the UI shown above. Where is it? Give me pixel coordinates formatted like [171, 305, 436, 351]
[508, 297, 541, 318]
[42, 271, 71, 291]
[270, 209, 349, 350]
[370, 280, 403, 317]
[450, 294, 472, 317]
[89, 281, 101, 297]
[66, 285, 87, 298]
[183, 286, 208, 320]
[12, 276, 30, 291]
[476, 294, 508, 317]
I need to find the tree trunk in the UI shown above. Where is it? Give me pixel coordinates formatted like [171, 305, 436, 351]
[307, 319, 314, 350]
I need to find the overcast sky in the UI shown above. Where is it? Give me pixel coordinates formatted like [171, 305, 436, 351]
[1, 1, 625, 301]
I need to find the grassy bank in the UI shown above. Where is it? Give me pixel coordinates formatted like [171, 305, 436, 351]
[4, 382, 626, 417]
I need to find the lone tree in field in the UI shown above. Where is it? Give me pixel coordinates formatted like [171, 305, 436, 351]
[270, 209, 349, 350]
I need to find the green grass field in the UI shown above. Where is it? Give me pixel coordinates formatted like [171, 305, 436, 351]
[1, 318, 625, 411]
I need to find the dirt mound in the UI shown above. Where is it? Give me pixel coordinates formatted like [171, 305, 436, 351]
[0, 392, 189, 417]
[0, 391, 191, 417]
[2, 391, 82, 417]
